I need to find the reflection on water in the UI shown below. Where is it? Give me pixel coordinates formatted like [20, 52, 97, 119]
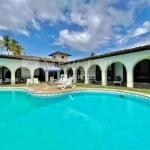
[0, 90, 150, 150]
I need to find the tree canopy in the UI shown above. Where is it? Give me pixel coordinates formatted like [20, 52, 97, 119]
[0, 35, 24, 55]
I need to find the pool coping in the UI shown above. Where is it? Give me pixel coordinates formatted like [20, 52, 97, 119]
[0, 86, 150, 99]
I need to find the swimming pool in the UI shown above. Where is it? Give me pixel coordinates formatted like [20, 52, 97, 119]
[0, 89, 150, 150]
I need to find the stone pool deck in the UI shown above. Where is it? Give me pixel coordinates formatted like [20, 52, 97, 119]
[0, 83, 149, 97]
[22, 83, 150, 98]
[25, 83, 77, 94]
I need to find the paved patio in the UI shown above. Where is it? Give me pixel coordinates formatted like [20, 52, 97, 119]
[25, 83, 76, 94]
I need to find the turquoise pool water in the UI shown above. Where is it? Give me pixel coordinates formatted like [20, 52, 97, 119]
[0, 90, 150, 150]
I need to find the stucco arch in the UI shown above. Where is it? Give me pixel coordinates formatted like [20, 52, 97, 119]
[106, 60, 127, 71]
[75, 64, 85, 70]
[87, 63, 101, 71]
[15, 66, 31, 73]
[0, 65, 11, 72]
[131, 57, 150, 88]
[75, 66, 85, 73]
[106, 61, 127, 86]
[60, 68, 64, 74]
[15, 67, 31, 83]
[132, 56, 150, 70]
[0, 65, 11, 84]
[75, 66, 85, 83]
[133, 58, 150, 88]
[0, 65, 11, 71]
[34, 67, 45, 72]
[87, 63, 101, 84]
[67, 67, 73, 77]
[34, 68, 45, 82]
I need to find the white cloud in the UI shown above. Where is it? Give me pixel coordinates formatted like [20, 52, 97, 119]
[114, 36, 150, 52]
[18, 29, 30, 36]
[0, 0, 149, 51]
[128, 0, 150, 10]
[56, 0, 136, 51]
[0, 25, 8, 30]
[117, 21, 150, 44]
[133, 28, 148, 37]
[0, 0, 66, 35]
[31, 19, 41, 30]
[57, 29, 92, 51]
[0, 0, 33, 35]
[132, 21, 150, 37]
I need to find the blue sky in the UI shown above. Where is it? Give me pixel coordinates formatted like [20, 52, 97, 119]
[0, 0, 150, 60]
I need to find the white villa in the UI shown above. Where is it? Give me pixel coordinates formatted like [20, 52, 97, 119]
[48, 51, 71, 62]
[0, 45, 150, 88]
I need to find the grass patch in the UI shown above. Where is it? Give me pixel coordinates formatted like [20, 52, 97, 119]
[0, 82, 149, 95]
[0, 82, 46, 87]
[0, 84, 26, 87]
[75, 83, 150, 95]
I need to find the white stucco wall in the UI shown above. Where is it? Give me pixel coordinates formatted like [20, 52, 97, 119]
[52, 53, 68, 62]
[0, 49, 149, 87]
[62, 49, 150, 87]
[0, 68, 2, 78]
[0, 57, 56, 84]
[0, 58, 56, 72]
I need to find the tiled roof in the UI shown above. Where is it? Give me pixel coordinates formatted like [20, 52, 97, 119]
[0, 54, 58, 63]
[63, 44, 150, 64]
[48, 51, 71, 56]
[0, 44, 149, 64]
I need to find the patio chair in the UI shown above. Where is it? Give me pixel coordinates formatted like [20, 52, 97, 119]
[3, 78, 11, 83]
[33, 78, 39, 85]
[113, 76, 122, 86]
[26, 79, 33, 86]
[57, 77, 67, 86]
[47, 77, 54, 85]
[50, 77, 55, 83]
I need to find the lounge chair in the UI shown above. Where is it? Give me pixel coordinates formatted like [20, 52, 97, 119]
[57, 77, 67, 87]
[113, 76, 122, 86]
[56, 74, 68, 85]
[56, 78, 63, 85]
[58, 77, 75, 89]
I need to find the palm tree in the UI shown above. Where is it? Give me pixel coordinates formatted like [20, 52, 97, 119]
[9, 39, 18, 54]
[13, 44, 24, 55]
[0, 35, 11, 54]
[0, 35, 25, 55]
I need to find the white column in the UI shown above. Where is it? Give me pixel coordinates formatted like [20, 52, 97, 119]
[63, 68, 67, 76]
[11, 70, 15, 85]
[57, 71, 60, 79]
[127, 69, 134, 88]
[72, 68, 77, 83]
[30, 70, 34, 80]
[45, 71, 49, 82]
[102, 69, 107, 86]
[84, 68, 89, 84]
